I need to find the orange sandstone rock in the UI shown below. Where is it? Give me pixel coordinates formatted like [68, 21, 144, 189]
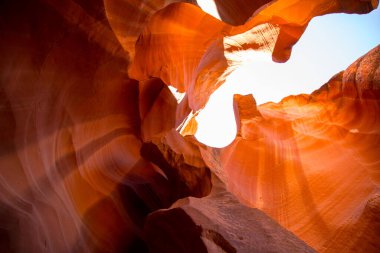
[1, 0, 379, 252]
[144, 175, 316, 253]
[199, 45, 380, 252]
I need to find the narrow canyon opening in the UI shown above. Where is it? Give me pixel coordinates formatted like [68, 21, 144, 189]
[1, 0, 380, 252]
[195, 7, 380, 148]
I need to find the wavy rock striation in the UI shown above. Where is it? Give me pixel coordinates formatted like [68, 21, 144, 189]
[200, 45, 380, 252]
[145, 175, 316, 253]
[0, 0, 379, 252]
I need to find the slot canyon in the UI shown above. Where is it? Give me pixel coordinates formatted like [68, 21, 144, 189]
[1, 0, 380, 252]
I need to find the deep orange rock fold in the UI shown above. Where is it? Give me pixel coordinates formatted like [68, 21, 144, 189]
[0, 0, 379, 252]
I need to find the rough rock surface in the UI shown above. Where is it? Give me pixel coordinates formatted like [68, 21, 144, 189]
[0, 0, 379, 252]
[200, 45, 380, 252]
[145, 175, 316, 253]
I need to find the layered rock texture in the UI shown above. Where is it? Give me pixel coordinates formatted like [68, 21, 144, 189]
[0, 0, 379, 252]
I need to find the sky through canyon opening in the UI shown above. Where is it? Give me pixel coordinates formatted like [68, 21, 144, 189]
[192, 3, 380, 148]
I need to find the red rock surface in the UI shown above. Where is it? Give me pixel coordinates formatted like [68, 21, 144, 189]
[0, 0, 379, 252]
[145, 175, 316, 253]
[200, 45, 380, 252]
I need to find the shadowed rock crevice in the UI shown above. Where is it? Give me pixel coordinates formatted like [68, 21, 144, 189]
[144, 175, 316, 253]
[1, 0, 380, 252]
[140, 142, 212, 200]
[144, 208, 208, 253]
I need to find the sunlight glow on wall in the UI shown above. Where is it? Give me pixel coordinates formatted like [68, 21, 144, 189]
[195, 51, 273, 147]
[194, 81, 237, 148]
[194, 9, 380, 148]
[196, 0, 221, 19]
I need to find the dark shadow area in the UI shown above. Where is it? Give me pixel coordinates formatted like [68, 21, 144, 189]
[81, 196, 149, 253]
[78, 135, 213, 252]
[140, 142, 212, 199]
[144, 208, 208, 253]
[0, 204, 19, 253]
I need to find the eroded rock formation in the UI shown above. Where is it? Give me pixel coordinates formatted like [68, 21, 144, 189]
[201, 45, 380, 252]
[0, 0, 379, 252]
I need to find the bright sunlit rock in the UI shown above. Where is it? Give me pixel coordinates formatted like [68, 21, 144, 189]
[195, 51, 273, 147]
[194, 9, 380, 148]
